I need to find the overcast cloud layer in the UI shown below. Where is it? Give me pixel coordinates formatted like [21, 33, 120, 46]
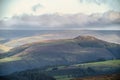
[0, 11, 120, 30]
[0, 0, 120, 30]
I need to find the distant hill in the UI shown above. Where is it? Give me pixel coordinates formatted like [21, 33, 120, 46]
[0, 35, 120, 75]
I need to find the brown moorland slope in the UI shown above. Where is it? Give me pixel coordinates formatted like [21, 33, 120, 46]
[72, 74, 120, 80]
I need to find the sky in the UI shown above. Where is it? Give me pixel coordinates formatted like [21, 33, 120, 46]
[0, 0, 120, 30]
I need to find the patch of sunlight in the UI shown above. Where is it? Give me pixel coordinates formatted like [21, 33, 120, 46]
[0, 44, 12, 52]
[0, 57, 21, 63]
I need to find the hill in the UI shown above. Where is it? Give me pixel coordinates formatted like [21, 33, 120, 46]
[0, 35, 120, 75]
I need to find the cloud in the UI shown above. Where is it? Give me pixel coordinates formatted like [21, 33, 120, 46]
[1, 0, 120, 20]
[32, 3, 42, 12]
[80, 0, 120, 11]
[0, 11, 120, 30]
[1, 0, 110, 19]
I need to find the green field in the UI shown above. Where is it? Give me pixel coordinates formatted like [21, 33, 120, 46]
[43, 60, 120, 80]
[54, 60, 120, 80]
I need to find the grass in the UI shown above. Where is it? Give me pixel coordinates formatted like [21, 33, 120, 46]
[1, 59, 119, 80]
[0, 57, 21, 63]
[46, 60, 120, 80]
[0, 44, 12, 52]
[75, 60, 120, 68]
[54, 75, 73, 80]
[72, 60, 120, 72]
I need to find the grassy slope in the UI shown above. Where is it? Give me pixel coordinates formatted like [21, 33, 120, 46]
[1, 60, 120, 80]
[46, 59, 120, 71]
[49, 60, 120, 80]
[0, 57, 21, 63]
[0, 44, 11, 52]
[75, 59, 120, 68]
